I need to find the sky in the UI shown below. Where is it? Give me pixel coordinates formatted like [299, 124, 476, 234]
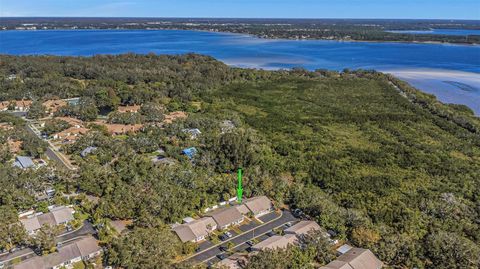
[0, 0, 479, 20]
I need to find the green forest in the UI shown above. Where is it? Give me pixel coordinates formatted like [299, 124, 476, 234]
[0, 54, 479, 268]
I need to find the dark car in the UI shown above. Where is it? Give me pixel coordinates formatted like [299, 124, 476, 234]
[219, 246, 228, 252]
[219, 235, 228, 241]
[266, 230, 276, 237]
[293, 208, 303, 217]
[246, 247, 253, 252]
[217, 253, 227, 260]
[246, 240, 254, 246]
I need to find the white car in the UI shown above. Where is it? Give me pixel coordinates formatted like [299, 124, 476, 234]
[225, 231, 233, 238]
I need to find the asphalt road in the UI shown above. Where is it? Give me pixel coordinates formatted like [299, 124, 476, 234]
[186, 210, 297, 265]
[56, 221, 95, 244]
[24, 123, 75, 170]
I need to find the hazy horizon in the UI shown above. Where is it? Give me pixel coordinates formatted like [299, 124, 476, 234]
[1, 0, 479, 20]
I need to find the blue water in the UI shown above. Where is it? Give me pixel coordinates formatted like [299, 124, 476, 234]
[387, 29, 480, 36]
[0, 29, 479, 114]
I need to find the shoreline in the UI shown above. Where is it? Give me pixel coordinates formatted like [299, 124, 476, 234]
[385, 69, 480, 116]
[1, 27, 479, 46]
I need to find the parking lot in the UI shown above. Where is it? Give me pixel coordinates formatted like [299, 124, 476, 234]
[186, 210, 298, 265]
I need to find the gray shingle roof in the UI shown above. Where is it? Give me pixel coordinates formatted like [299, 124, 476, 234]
[14, 236, 101, 269]
[320, 248, 383, 269]
[243, 196, 272, 216]
[20, 207, 74, 233]
[173, 217, 216, 242]
[206, 206, 243, 228]
[14, 156, 35, 169]
[50, 206, 75, 224]
[252, 234, 298, 251]
[284, 221, 321, 236]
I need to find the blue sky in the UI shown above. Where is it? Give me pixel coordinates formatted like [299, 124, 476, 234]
[1, 0, 479, 19]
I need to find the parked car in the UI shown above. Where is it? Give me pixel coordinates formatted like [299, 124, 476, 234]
[246, 240, 254, 246]
[266, 230, 276, 237]
[246, 247, 253, 252]
[284, 222, 293, 227]
[225, 231, 233, 238]
[217, 254, 227, 260]
[293, 208, 303, 217]
[219, 246, 228, 252]
[219, 235, 228, 241]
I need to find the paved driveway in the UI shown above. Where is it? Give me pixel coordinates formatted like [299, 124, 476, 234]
[238, 220, 259, 232]
[258, 211, 280, 223]
[197, 240, 214, 253]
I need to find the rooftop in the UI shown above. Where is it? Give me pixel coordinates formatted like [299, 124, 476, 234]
[14, 156, 35, 169]
[118, 104, 141, 113]
[20, 206, 74, 233]
[252, 234, 298, 251]
[163, 111, 187, 124]
[243, 196, 272, 216]
[284, 220, 321, 236]
[205, 206, 243, 228]
[15, 236, 102, 269]
[320, 248, 383, 269]
[173, 217, 217, 242]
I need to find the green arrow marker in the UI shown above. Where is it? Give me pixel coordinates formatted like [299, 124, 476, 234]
[237, 168, 243, 204]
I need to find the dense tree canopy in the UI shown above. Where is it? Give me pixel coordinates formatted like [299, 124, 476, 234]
[0, 54, 479, 268]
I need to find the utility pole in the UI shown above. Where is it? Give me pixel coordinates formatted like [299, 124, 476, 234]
[237, 168, 243, 204]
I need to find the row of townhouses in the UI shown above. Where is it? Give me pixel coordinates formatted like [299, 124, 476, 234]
[14, 236, 102, 269]
[173, 196, 273, 243]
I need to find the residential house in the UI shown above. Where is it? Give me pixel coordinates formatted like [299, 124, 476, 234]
[13, 156, 35, 169]
[110, 220, 133, 234]
[20, 206, 74, 235]
[80, 146, 97, 158]
[173, 217, 217, 243]
[55, 117, 84, 128]
[242, 196, 273, 218]
[206, 207, 244, 230]
[14, 236, 102, 269]
[0, 122, 13, 130]
[13, 100, 32, 111]
[117, 105, 141, 113]
[0, 101, 9, 111]
[216, 253, 248, 269]
[163, 111, 187, 124]
[101, 123, 143, 136]
[7, 139, 22, 154]
[251, 234, 298, 252]
[182, 147, 197, 159]
[284, 221, 321, 237]
[43, 100, 67, 116]
[183, 128, 202, 139]
[53, 127, 89, 143]
[234, 204, 251, 215]
[320, 248, 383, 269]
